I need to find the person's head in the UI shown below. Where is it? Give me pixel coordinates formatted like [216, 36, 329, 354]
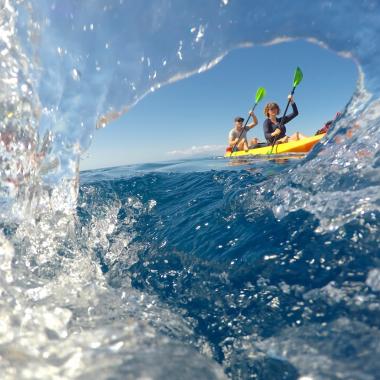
[251, 137, 259, 144]
[234, 116, 244, 130]
[264, 102, 280, 118]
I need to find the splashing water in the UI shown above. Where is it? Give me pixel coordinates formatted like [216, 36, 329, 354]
[0, 0, 380, 379]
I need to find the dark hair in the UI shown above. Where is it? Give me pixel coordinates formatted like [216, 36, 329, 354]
[234, 116, 244, 122]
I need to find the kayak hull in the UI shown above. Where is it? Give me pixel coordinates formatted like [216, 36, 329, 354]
[225, 134, 326, 158]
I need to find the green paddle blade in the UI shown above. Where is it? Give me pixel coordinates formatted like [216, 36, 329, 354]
[255, 87, 266, 103]
[293, 67, 303, 87]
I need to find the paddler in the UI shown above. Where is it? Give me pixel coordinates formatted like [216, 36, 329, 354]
[228, 111, 259, 151]
[263, 95, 307, 144]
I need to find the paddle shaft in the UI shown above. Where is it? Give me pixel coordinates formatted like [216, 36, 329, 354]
[230, 102, 258, 156]
[270, 86, 296, 151]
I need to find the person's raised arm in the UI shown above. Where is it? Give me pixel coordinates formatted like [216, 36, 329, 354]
[247, 111, 258, 129]
[282, 95, 299, 124]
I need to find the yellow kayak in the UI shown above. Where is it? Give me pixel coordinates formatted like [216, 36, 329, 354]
[225, 134, 326, 158]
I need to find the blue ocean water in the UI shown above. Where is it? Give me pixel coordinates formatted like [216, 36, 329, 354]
[1, 1, 380, 379]
[77, 156, 380, 379]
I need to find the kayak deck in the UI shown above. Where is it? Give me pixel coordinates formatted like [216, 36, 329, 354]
[225, 134, 325, 158]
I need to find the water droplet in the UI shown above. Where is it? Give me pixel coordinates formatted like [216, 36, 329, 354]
[195, 25, 205, 43]
[71, 68, 81, 81]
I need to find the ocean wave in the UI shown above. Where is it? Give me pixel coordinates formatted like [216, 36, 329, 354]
[0, 1, 379, 379]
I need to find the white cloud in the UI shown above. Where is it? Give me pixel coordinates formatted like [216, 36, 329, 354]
[167, 144, 225, 156]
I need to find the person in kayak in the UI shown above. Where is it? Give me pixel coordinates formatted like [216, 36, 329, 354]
[315, 112, 341, 135]
[228, 111, 259, 151]
[263, 95, 307, 145]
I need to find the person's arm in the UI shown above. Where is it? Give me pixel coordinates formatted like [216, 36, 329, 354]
[229, 131, 239, 147]
[229, 137, 240, 146]
[281, 102, 299, 125]
[247, 112, 258, 129]
[263, 119, 275, 141]
[271, 128, 282, 137]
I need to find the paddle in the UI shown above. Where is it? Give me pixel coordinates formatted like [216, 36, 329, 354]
[230, 87, 266, 156]
[270, 67, 303, 153]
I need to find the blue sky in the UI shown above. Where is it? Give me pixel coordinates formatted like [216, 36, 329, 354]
[80, 40, 357, 170]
